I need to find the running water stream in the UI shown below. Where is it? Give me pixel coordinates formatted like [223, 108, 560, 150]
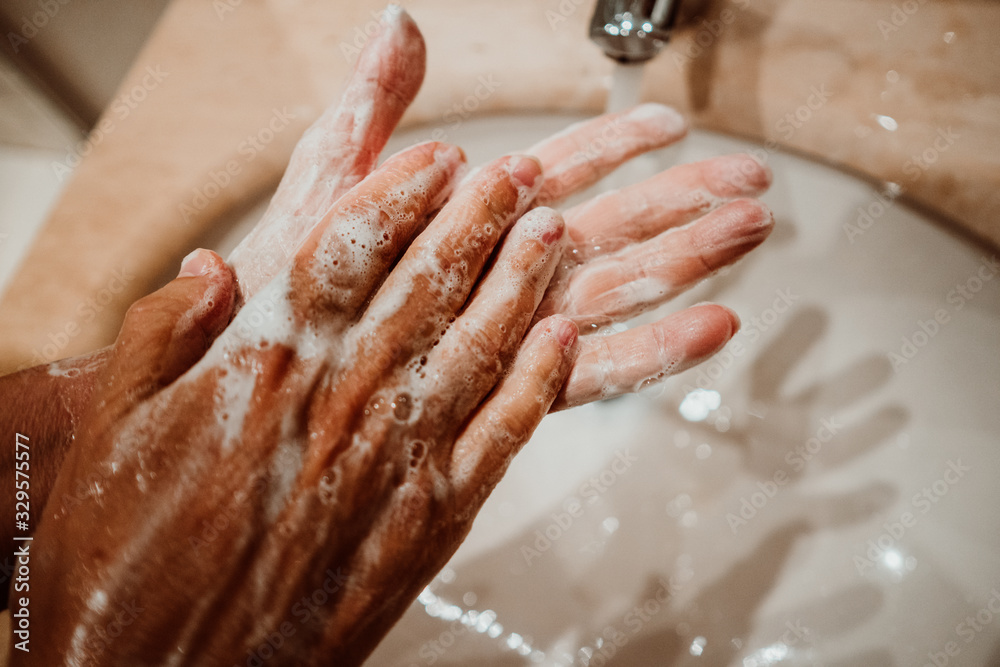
[606, 62, 646, 114]
[603, 62, 658, 194]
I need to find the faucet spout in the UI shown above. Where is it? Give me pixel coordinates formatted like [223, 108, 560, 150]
[589, 0, 681, 64]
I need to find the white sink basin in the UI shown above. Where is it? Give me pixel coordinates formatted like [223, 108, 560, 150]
[343, 115, 1000, 667]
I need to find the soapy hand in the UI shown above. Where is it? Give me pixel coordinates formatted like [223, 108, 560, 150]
[29, 144, 579, 664]
[0, 5, 771, 564]
[7, 5, 776, 662]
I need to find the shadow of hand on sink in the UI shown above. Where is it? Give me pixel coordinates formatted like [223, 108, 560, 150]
[600, 513, 893, 666]
[384, 441, 897, 666]
[682, 305, 909, 484]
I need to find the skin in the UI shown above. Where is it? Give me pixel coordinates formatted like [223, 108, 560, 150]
[4, 7, 774, 663]
[22, 142, 584, 664]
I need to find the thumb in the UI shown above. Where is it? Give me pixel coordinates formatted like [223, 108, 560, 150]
[99, 249, 235, 416]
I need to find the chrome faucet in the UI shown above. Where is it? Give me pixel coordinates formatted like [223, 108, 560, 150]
[589, 0, 681, 63]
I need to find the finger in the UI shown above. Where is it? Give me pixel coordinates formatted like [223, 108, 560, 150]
[288, 141, 465, 324]
[451, 316, 579, 509]
[101, 249, 236, 417]
[353, 155, 542, 357]
[228, 5, 426, 300]
[563, 153, 772, 261]
[553, 303, 739, 410]
[527, 103, 687, 206]
[297, 157, 542, 469]
[420, 207, 566, 427]
[538, 199, 774, 327]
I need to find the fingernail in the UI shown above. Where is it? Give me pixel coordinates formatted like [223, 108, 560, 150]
[529, 207, 565, 245]
[511, 156, 542, 188]
[722, 306, 741, 334]
[542, 224, 565, 245]
[556, 319, 579, 347]
[716, 154, 773, 194]
[701, 199, 774, 257]
[436, 142, 466, 167]
[178, 249, 213, 278]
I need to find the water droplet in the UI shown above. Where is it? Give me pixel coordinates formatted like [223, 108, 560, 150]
[408, 440, 426, 468]
[874, 114, 898, 131]
[393, 393, 413, 421]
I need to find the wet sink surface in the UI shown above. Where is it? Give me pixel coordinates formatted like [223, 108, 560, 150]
[352, 115, 1000, 667]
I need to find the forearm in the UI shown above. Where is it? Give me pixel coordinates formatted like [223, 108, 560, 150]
[0, 349, 108, 609]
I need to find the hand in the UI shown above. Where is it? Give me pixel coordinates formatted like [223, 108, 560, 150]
[5, 1, 773, 629]
[524, 114, 773, 407]
[1, 8, 771, 617]
[0, 6, 434, 596]
[29, 136, 580, 664]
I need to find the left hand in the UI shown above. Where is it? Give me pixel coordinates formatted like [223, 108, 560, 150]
[28, 144, 578, 665]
